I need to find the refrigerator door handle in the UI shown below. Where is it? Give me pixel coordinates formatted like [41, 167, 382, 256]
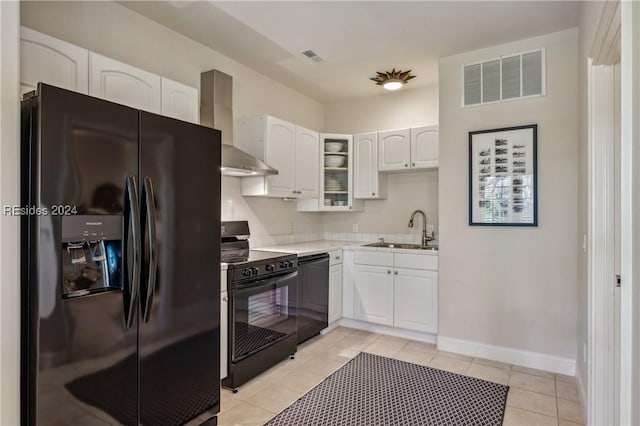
[141, 177, 158, 322]
[123, 175, 141, 329]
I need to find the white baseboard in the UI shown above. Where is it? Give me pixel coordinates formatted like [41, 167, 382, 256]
[575, 363, 588, 422]
[338, 318, 437, 343]
[437, 335, 576, 376]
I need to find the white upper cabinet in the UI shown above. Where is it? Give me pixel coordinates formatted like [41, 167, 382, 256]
[240, 115, 319, 199]
[295, 126, 320, 198]
[20, 27, 89, 95]
[89, 52, 161, 113]
[263, 116, 297, 197]
[354, 132, 387, 199]
[161, 77, 199, 124]
[377, 126, 439, 172]
[411, 125, 439, 169]
[378, 128, 411, 171]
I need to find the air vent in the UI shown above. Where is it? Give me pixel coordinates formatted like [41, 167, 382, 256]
[301, 50, 324, 64]
[463, 48, 545, 107]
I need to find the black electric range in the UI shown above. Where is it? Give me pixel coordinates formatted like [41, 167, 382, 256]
[220, 221, 298, 391]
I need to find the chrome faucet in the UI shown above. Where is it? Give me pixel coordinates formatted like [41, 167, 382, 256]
[408, 209, 433, 247]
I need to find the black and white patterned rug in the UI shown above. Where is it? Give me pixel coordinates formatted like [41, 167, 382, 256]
[265, 352, 508, 426]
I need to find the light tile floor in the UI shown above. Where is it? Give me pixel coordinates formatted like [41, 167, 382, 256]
[215, 327, 584, 426]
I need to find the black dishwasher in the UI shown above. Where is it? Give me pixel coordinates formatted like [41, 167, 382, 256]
[297, 253, 330, 343]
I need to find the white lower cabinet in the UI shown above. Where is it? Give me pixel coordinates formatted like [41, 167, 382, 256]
[393, 268, 438, 333]
[328, 250, 343, 324]
[329, 264, 343, 324]
[347, 250, 438, 334]
[353, 264, 395, 326]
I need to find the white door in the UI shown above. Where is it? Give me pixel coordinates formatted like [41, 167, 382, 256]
[378, 128, 410, 171]
[89, 52, 161, 113]
[393, 268, 438, 333]
[354, 132, 379, 199]
[329, 264, 343, 323]
[295, 126, 319, 198]
[20, 27, 89, 95]
[411, 125, 439, 169]
[161, 77, 198, 123]
[265, 117, 297, 197]
[353, 264, 394, 326]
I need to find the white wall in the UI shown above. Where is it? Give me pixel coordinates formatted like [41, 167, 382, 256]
[0, 1, 21, 424]
[20, 1, 325, 239]
[438, 29, 579, 364]
[323, 85, 440, 237]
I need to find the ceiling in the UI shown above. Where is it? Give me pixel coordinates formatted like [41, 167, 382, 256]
[119, 1, 581, 103]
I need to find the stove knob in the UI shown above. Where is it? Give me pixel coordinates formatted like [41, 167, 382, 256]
[287, 261, 294, 268]
[252, 267, 259, 276]
[242, 268, 251, 277]
[265, 264, 275, 272]
[279, 261, 287, 268]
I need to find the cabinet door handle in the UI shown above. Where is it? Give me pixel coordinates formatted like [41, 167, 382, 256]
[394, 270, 398, 275]
[372, 192, 376, 196]
[404, 163, 408, 167]
[387, 270, 391, 274]
[335, 256, 340, 260]
[412, 163, 415, 167]
[222, 296, 228, 302]
[349, 206, 352, 210]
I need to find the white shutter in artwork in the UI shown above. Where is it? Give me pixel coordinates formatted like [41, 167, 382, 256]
[463, 64, 481, 106]
[462, 48, 545, 107]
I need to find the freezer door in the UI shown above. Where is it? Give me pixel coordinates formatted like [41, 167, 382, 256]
[22, 84, 140, 425]
[138, 112, 222, 425]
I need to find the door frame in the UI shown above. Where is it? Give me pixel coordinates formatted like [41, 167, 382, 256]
[586, 1, 620, 425]
[619, 1, 640, 424]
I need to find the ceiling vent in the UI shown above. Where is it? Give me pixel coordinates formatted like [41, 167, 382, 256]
[463, 48, 545, 107]
[301, 50, 324, 64]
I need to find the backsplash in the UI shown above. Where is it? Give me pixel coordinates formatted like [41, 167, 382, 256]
[250, 231, 437, 248]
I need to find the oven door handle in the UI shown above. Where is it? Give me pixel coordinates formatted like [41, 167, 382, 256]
[232, 271, 298, 294]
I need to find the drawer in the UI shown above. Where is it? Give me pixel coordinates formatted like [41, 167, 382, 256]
[329, 250, 343, 266]
[354, 251, 393, 267]
[394, 253, 438, 271]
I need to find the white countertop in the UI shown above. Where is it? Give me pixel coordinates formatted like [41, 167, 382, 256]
[254, 240, 439, 257]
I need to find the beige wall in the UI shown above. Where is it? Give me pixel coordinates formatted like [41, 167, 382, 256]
[438, 29, 579, 359]
[0, 1, 21, 424]
[323, 85, 440, 236]
[20, 1, 325, 239]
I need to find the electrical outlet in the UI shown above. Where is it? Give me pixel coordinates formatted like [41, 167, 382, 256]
[352, 223, 358, 233]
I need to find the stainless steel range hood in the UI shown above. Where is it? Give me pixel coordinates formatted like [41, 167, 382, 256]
[200, 69, 278, 176]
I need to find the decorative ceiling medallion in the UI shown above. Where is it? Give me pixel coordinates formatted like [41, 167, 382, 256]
[370, 68, 416, 90]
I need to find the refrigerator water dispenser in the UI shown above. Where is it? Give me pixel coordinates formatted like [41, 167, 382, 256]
[61, 215, 122, 297]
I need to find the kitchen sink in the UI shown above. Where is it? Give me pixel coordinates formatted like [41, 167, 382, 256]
[363, 242, 438, 251]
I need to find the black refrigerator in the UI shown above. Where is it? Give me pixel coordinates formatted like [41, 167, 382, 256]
[21, 83, 221, 426]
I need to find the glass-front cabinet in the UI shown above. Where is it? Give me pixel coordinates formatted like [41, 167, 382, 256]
[298, 134, 364, 212]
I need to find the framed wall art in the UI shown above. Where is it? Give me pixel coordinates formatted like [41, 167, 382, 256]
[469, 124, 538, 226]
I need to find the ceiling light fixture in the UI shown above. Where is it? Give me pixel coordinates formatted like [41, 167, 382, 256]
[370, 68, 416, 91]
